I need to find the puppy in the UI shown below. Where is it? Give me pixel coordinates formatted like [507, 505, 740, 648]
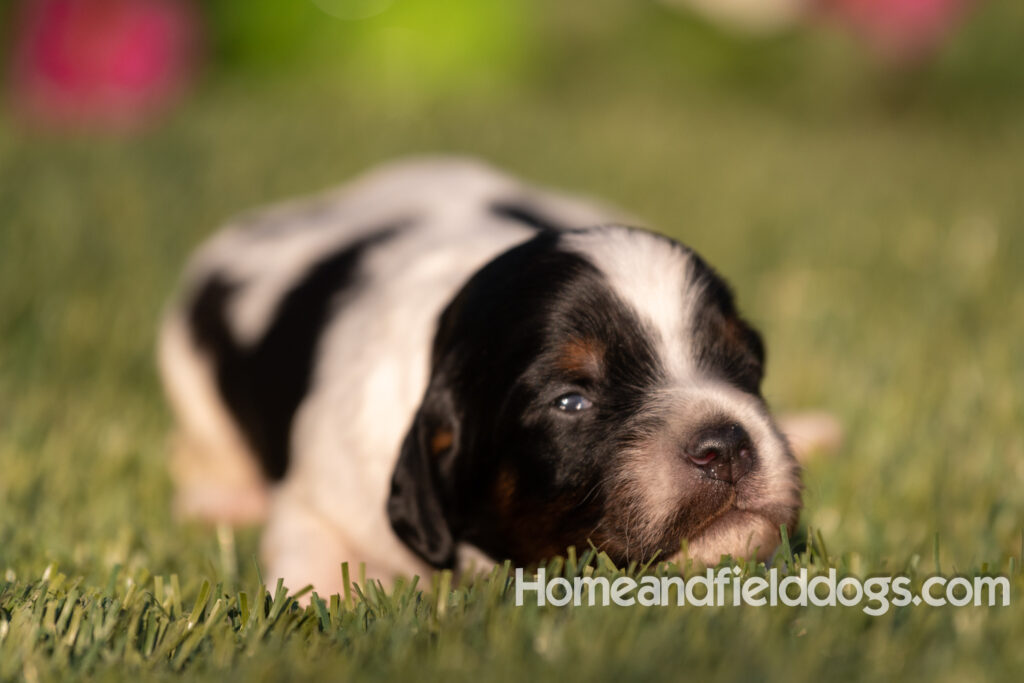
[158, 157, 801, 593]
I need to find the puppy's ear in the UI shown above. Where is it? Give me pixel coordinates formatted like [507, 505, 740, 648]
[387, 381, 460, 568]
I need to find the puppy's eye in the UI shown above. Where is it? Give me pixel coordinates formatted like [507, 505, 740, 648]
[554, 393, 593, 413]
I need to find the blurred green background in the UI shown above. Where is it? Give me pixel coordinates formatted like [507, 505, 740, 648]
[1, 0, 1023, 680]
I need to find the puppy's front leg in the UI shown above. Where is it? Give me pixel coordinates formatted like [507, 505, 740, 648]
[260, 488, 358, 600]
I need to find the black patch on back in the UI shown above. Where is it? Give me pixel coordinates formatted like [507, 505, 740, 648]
[188, 224, 403, 480]
[489, 200, 573, 232]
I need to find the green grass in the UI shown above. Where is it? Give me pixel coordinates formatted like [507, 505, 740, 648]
[2, 3, 1024, 679]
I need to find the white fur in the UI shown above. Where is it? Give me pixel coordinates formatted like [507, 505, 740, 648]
[562, 228, 700, 381]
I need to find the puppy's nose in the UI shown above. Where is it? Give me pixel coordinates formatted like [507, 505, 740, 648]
[685, 423, 755, 484]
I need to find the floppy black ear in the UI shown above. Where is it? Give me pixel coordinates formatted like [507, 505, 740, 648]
[387, 383, 459, 569]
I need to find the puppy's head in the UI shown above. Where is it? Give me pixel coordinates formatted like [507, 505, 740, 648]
[388, 226, 800, 569]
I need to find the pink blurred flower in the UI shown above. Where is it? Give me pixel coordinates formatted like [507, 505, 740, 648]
[821, 0, 974, 63]
[9, 0, 201, 129]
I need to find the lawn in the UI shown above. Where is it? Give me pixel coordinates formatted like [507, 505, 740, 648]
[1, 2, 1023, 680]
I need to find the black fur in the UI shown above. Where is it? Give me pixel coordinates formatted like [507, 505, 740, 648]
[489, 200, 573, 232]
[686, 252, 765, 395]
[188, 224, 403, 480]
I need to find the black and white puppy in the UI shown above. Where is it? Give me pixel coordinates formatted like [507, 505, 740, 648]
[159, 157, 801, 593]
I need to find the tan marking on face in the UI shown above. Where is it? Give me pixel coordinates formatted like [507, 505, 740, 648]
[494, 467, 518, 510]
[556, 337, 604, 376]
[430, 428, 453, 456]
[721, 315, 750, 348]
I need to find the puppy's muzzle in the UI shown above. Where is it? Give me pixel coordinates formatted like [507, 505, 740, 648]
[684, 422, 755, 484]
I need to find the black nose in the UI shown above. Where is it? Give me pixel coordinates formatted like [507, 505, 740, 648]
[684, 423, 755, 484]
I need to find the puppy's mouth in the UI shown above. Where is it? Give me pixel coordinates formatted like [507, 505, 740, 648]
[678, 485, 737, 540]
[593, 489, 789, 568]
[671, 487, 802, 566]
[681, 509, 786, 565]
[658, 479, 795, 566]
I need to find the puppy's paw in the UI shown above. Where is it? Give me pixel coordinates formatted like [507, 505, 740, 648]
[169, 433, 269, 524]
[778, 411, 843, 463]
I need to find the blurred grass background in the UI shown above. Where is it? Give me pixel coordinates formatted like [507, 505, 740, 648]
[1, 0, 1023, 680]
